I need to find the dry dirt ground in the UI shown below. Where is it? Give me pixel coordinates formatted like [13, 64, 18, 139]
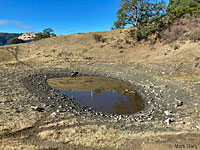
[0, 29, 200, 150]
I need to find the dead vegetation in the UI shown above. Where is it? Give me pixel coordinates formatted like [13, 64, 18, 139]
[92, 34, 106, 43]
[161, 16, 200, 43]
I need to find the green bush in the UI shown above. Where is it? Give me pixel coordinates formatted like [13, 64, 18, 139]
[173, 44, 180, 50]
[35, 33, 44, 41]
[167, 0, 200, 20]
[34, 28, 56, 41]
[10, 38, 25, 44]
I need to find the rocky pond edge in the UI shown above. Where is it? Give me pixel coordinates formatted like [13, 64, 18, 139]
[20, 68, 174, 128]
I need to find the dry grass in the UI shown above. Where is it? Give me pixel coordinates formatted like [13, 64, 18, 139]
[162, 23, 187, 43]
[0, 25, 200, 149]
[0, 26, 199, 70]
[171, 73, 200, 82]
[161, 16, 200, 43]
[38, 124, 121, 148]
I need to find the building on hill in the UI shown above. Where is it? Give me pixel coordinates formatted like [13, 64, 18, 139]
[18, 32, 36, 42]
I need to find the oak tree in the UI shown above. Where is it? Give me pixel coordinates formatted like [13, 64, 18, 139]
[113, 0, 166, 40]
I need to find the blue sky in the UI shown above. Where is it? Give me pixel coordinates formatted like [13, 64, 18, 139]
[0, 0, 169, 35]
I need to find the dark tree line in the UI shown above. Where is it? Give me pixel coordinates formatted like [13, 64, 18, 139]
[35, 28, 56, 41]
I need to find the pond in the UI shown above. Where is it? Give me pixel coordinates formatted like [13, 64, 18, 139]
[47, 76, 144, 115]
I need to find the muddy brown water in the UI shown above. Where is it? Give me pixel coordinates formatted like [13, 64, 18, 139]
[48, 76, 144, 115]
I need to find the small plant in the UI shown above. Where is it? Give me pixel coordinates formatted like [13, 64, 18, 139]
[192, 33, 200, 42]
[92, 34, 105, 42]
[173, 44, 180, 50]
[51, 49, 57, 53]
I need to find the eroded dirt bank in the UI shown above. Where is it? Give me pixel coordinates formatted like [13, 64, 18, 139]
[0, 30, 200, 149]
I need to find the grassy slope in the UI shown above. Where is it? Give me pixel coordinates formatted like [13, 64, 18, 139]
[1, 29, 200, 77]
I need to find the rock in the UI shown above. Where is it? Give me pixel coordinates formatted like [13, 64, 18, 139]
[164, 118, 174, 125]
[164, 110, 173, 116]
[147, 116, 153, 121]
[71, 71, 79, 77]
[15, 109, 20, 113]
[99, 113, 104, 116]
[59, 121, 65, 125]
[179, 121, 185, 124]
[196, 125, 200, 129]
[65, 137, 71, 143]
[31, 106, 44, 112]
[51, 112, 57, 117]
[194, 57, 200, 68]
[186, 122, 191, 125]
[175, 99, 183, 107]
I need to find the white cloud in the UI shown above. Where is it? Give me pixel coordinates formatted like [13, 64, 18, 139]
[0, 19, 34, 30]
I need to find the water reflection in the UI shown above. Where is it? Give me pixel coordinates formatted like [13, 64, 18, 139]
[113, 94, 143, 115]
[48, 76, 144, 115]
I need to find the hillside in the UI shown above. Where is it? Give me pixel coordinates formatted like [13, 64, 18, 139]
[0, 33, 22, 46]
[1, 27, 199, 74]
[0, 25, 200, 149]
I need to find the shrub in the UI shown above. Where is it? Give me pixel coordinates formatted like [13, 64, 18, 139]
[161, 16, 200, 43]
[35, 33, 44, 41]
[10, 38, 25, 44]
[161, 22, 187, 43]
[188, 16, 200, 41]
[34, 28, 56, 41]
[92, 34, 105, 42]
[173, 44, 180, 50]
[190, 33, 200, 41]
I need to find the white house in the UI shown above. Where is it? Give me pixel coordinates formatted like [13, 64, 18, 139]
[18, 32, 36, 42]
